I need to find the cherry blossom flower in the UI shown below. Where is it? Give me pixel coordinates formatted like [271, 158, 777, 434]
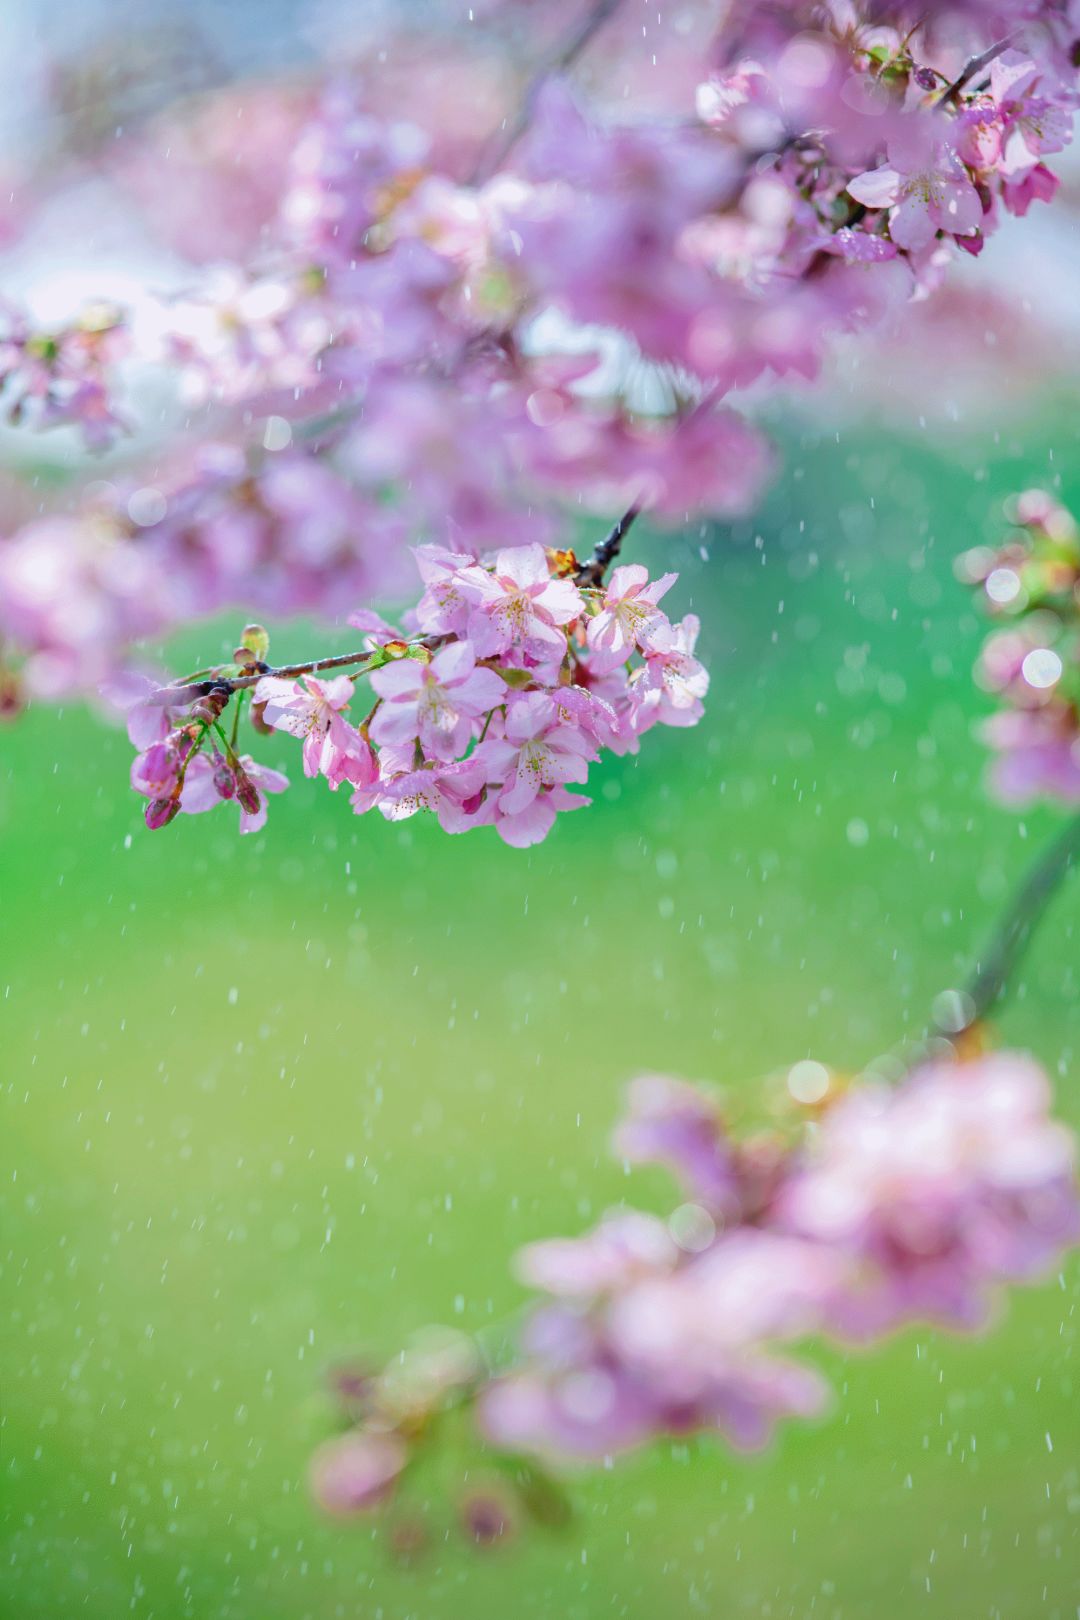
[476, 691, 597, 847]
[631, 615, 710, 730]
[847, 125, 984, 251]
[612, 1074, 741, 1217]
[457, 545, 584, 662]
[255, 673, 376, 789]
[368, 640, 506, 760]
[778, 1051, 1080, 1334]
[585, 564, 677, 674]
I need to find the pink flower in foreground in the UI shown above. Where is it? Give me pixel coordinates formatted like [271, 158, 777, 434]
[255, 672, 375, 788]
[1000, 160, 1060, 215]
[457, 545, 583, 662]
[410, 544, 478, 636]
[477, 691, 596, 847]
[848, 125, 983, 251]
[169, 749, 289, 833]
[585, 563, 677, 674]
[352, 754, 490, 834]
[778, 1050, 1080, 1335]
[988, 52, 1074, 179]
[632, 615, 709, 730]
[369, 640, 505, 760]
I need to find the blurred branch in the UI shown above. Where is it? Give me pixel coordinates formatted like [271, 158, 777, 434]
[468, 0, 625, 184]
[957, 811, 1080, 1029]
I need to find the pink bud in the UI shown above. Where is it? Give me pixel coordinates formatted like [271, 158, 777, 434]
[233, 768, 262, 816]
[460, 1490, 514, 1546]
[145, 795, 181, 830]
[213, 758, 236, 799]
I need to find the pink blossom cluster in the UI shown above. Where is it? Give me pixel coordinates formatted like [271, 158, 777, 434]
[0, 300, 127, 450]
[959, 490, 1080, 803]
[0, 0, 1077, 714]
[126, 542, 707, 846]
[0, 447, 409, 702]
[309, 1048, 1079, 1537]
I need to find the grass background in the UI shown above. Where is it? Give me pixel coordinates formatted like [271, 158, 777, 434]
[3, 408, 1079, 1618]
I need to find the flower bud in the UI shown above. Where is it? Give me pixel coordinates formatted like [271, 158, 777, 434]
[913, 66, 938, 91]
[0, 670, 24, 719]
[233, 768, 262, 816]
[309, 1430, 407, 1515]
[460, 1490, 514, 1546]
[145, 795, 181, 830]
[213, 757, 237, 800]
[241, 623, 270, 660]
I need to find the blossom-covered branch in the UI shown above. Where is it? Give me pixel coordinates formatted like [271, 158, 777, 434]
[309, 1039, 1078, 1543]
[1, 0, 1077, 717]
[126, 532, 705, 845]
[300, 785, 1080, 1544]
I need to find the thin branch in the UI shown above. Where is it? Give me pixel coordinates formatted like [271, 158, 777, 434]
[151, 647, 389, 705]
[953, 810, 1080, 1029]
[940, 34, 1016, 105]
[468, 0, 626, 185]
[574, 504, 641, 585]
[151, 506, 641, 708]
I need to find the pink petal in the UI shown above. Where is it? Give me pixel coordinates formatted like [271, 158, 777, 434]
[886, 192, 936, 251]
[496, 795, 557, 847]
[846, 165, 902, 210]
[495, 543, 548, 589]
[369, 659, 424, 700]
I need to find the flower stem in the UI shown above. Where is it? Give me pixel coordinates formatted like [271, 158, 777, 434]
[956, 811, 1080, 1030]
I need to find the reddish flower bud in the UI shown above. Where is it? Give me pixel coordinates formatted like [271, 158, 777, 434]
[460, 1490, 513, 1546]
[145, 795, 181, 830]
[213, 758, 236, 799]
[233, 767, 262, 816]
[241, 623, 270, 660]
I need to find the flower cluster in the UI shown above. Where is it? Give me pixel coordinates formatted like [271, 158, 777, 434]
[126, 540, 706, 846]
[0, 300, 127, 449]
[0, 2, 1077, 714]
[310, 1046, 1079, 1544]
[959, 490, 1080, 804]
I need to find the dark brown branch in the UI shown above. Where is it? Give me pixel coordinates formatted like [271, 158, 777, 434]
[152, 508, 640, 707]
[151, 647, 387, 705]
[940, 34, 1016, 105]
[574, 504, 641, 585]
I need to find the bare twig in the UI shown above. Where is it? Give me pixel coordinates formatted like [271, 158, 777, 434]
[953, 811, 1080, 1029]
[940, 34, 1016, 106]
[574, 504, 641, 585]
[151, 647, 389, 705]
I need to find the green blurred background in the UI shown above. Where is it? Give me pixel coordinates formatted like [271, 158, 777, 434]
[3, 410, 1079, 1619]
